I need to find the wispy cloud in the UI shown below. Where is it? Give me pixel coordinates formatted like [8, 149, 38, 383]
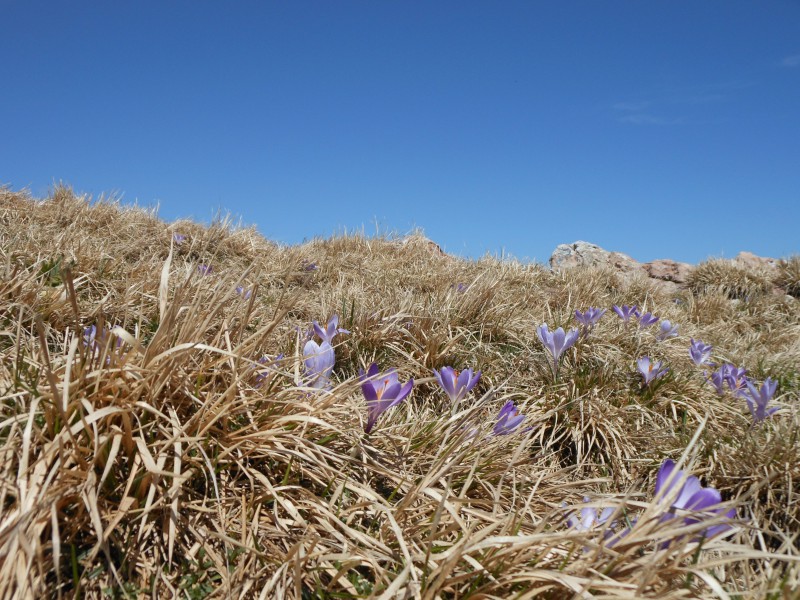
[782, 54, 800, 67]
[612, 101, 649, 111]
[612, 101, 679, 126]
[617, 114, 682, 125]
[612, 79, 754, 125]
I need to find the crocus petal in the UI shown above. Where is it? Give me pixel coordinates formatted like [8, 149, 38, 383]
[564, 328, 580, 349]
[599, 507, 615, 524]
[552, 327, 566, 354]
[360, 381, 378, 402]
[497, 400, 516, 420]
[636, 357, 651, 375]
[655, 459, 679, 496]
[580, 507, 596, 530]
[381, 381, 402, 401]
[684, 487, 722, 513]
[744, 395, 757, 419]
[467, 370, 481, 391]
[303, 340, 321, 369]
[501, 413, 525, 433]
[392, 379, 414, 405]
[703, 509, 736, 539]
[436, 367, 457, 399]
[360, 363, 379, 381]
[675, 475, 704, 509]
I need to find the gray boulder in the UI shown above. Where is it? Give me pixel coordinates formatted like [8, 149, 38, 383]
[549, 241, 639, 272]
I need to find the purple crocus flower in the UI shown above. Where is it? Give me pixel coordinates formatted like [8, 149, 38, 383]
[536, 324, 580, 378]
[313, 315, 350, 345]
[564, 497, 632, 549]
[725, 365, 748, 394]
[254, 353, 284, 387]
[638, 312, 659, 328]
[172, 232, 186, 245]
[741, 378, 779, 423]
[303, 340, 335, 389]
[493, 401, 526, 435]
[574, 307, 606, 336]
[82, 324, 126, 363]
[636, 357, 669, 385]
[83, 324, 101, 351]
[433, 366, 481, 405]
[198, 264, 212, 276]
[689, 339, 713, 367]
[301, 259, 319, 272]
[235, 286, 252, 300]
[709, 364, 748, 395]
[656, 319, 679, 341]
[654, 459, 736, 541]
[566, 497, 616, 532]
[708, 366, 727, 395]
[360, 363, 414, 434]
[612, 305, 639, 323]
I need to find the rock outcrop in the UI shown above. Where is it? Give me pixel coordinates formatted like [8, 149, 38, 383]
[549, 241, 781, 294]
[550, 241, 639, 272]
[642, 259, 693, 285]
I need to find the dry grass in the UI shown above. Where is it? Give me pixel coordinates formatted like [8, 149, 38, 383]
[686, 259, 774, 301]
[0, 185, 798, 599]
[776, 256, 800, 299]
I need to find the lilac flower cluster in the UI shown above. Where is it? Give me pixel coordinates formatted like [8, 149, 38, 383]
[708, 364, 747, 396]
[92, 274, 765, 549]
[611, 305, 679, 341]
[249, 295, 778, 443]
[565, 459, 736, 548]
[704, 363, 779, 424]
[612, 304, 639, 324]
[574, 307, 606, 337]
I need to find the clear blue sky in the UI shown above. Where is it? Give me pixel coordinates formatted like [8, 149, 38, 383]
[2, 1, 799, 264]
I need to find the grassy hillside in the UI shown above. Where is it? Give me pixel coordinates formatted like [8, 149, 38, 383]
[1, 186, 798, 598]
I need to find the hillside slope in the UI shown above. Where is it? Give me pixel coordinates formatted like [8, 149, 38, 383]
[1, 186, 798, 598]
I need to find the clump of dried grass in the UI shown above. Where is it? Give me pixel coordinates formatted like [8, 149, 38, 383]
[776, 255, 800, 298]
[0, 186, 798, 598]
[687, 259, 774, 300]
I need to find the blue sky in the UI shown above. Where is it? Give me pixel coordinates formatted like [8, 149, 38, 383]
[2, 1, 799, 264]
